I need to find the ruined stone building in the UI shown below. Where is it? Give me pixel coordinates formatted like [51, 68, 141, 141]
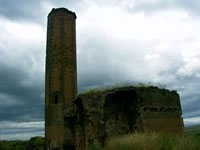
[45, 8, 77, 150]
[45, 8, 184, 150]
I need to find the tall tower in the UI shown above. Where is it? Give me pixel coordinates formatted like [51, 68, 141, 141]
[45, 8, 77, 150]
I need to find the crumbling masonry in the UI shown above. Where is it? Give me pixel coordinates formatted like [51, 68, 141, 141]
[45, 8, 184, 150]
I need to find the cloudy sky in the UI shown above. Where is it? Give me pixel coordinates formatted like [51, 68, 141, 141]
[0, 0, 200, 140]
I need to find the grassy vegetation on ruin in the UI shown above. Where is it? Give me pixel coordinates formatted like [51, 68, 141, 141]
[80, 82, 167, 96]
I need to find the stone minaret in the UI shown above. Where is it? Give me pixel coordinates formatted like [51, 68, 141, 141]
[45, 8, 77, 150]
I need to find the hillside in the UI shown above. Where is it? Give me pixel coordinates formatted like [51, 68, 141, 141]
[0, 136, 44, 150]
[0, 125, 200, 150]
[185, 125, 200, 137]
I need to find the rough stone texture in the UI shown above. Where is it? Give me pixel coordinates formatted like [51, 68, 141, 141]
[45, 8, 77, 150]
[45, 8, 184, 150]
[73, 86, 184, 150]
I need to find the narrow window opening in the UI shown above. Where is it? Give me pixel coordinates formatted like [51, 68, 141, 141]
[116, 115, 119, 121]
[160, 108, 164, 112]
[55, 95, 58, 104]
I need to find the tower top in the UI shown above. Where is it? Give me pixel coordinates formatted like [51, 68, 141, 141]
[48, 7, 77, 18]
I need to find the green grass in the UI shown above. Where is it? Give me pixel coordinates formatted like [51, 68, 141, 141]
[89, 126, 200, 150]
[184, 125, 200, 148]
[1, 126, 199, 150]
[80, 82, 167, 96]
[102, 132, 200, 150]
[185, 125, 200, 136]
[86, 132, 199, 150]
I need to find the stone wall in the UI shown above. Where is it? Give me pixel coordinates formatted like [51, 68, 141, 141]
[72, 86, 184, 150]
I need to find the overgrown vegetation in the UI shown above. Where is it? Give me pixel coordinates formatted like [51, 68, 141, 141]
[0, 136, 44, 150]
[1, 126, 199, 150]
[102, 132, 200, 150]
[86, 125, 200, 150]
[81, 82, 167, 96]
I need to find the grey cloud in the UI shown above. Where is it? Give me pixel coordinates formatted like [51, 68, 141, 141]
[123, 0, 200, 16]
[72, 0, 200, 17]
[0, 0, 82, 23]
[77, 34, 146, 93]
[179, 79, 200, 118]
[181, 94, 200, 116]
[0, 0, 44, 22]
[167, 74, 200, 119]
[0, 121, 44, 140]
[1, 127, 44, 135]
[0, 55, 44, 122]
[184, 115, 200, 126]
[1, 0, 200, 23]
[77, 30, 200, 122]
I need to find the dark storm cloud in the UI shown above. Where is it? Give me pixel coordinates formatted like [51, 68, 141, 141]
[181, 94, 200, 118]
[1, 0, 200, 23]
[161, 71, 200, 121]
[179, 77, 200, 118]
[0, 0, 44, 22]
[0, 58, 44, 122]
[0, 0, 81, 23]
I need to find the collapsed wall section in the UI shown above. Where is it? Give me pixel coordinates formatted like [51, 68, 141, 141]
[73, 86, 184, 150]
[137, 87, 184, 136]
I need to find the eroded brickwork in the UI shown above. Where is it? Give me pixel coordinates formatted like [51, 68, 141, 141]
[45, 8, 77, 150]
[73, 87, 184, 150]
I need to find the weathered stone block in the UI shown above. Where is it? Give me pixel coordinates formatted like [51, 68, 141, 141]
[72, 86, 184, 149]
